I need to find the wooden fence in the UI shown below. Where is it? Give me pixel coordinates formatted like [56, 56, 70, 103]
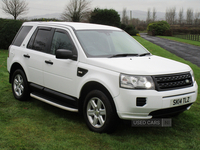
[148, 29, 200, 42]
[173, 34, 200, 42]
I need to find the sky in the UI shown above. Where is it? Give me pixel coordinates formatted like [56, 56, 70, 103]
[0, 0, 200, 19]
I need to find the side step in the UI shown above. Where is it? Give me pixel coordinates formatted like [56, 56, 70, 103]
[30, 93, 78, 112]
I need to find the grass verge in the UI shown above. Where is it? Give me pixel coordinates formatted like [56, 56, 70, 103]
[157, 36, 200, 47]
[1, 38, 200, 150]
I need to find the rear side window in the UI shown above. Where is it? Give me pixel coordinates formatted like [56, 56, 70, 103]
[12, 26, 32, 46]
[27, 27, 52, 52]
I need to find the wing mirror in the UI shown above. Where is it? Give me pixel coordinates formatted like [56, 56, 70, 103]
[56, 49, 77, 60]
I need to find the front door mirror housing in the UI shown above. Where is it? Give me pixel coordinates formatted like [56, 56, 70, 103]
[56, 49, 77, 60]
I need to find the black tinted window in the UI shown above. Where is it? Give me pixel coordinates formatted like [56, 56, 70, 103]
[50, 30, 75, 55]
[32, 29, 51, 52]
[27, 29, 37, 49]
[12, 26, 32, 46]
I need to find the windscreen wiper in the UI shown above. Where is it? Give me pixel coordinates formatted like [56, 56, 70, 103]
[109, 53, 139, 58]
[139, 53, 151, 57]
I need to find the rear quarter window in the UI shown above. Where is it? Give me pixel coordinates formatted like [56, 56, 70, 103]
[12, 26, 33, 46]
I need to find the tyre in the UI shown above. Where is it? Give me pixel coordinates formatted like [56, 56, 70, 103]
[11, 69, 30, 101]
[83, 90, 118, 133]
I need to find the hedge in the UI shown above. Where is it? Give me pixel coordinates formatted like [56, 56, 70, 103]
[90, 8, 121, 28]
[121, 24, 139, 36]
[172, 28, 200, 35]
[0, 18, 23, 49]
[147, 21, 170, 36]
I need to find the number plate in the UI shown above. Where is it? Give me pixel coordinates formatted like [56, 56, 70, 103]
[170, 96, 191, 107]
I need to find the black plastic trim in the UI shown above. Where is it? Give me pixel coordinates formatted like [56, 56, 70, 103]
[29, 83, 44, 91]
[77, 67, 88, 77]
[136, 97, 146, 106]
[32, 92, 78, 109]
[45, 60, 53, 65]
[149, 103, 193, 117]
[29, 83, 78, 108]
[23, 54, 30, 58]
[152, 72, 193, 91]
[44, 88, 76, 102]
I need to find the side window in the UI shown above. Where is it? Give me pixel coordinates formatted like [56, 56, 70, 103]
[12, 26, 33, 46]
[27, 27, 52, 52]
[50, 30, 76, 55]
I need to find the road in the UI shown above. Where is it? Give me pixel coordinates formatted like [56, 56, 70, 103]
[140, 33, 200, 67]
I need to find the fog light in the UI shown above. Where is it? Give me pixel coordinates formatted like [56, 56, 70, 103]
[136, 97, 146, 106]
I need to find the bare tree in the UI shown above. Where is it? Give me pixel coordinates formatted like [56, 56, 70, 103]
[186, 8, 194, 25]
[129, 10, 133, 25]
[171, 7, 176, 24]
[165, 9, 169, 24]
[194, 11, 200, 25]
[165, 7, 176, 25]
[130, 18, 140, 27]
[178, 8, 184, 25]
[61, 0, 91, 22]
[122, 8, 129, 25]
[152, 7, 157, 22]
[130, 10, 132, 20]
[146, 8, 151, 24]
[2, 0, 29, 20]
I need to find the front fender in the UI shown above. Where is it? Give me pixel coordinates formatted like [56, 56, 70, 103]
[76, 64, 120, 99]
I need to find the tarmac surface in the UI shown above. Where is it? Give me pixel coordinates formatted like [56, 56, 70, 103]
[140, 33, 200, 67]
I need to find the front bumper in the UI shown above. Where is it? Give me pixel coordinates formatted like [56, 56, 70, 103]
[114, 81, 198, 120]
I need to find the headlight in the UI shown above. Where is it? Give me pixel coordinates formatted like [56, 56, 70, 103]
[120, 74, 155, 90]
[190, 70, 195, 83]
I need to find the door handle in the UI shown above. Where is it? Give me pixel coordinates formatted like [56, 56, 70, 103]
[23, 54, 30, 58]
[45, 60, 53, 65]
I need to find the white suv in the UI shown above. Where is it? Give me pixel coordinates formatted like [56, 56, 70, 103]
[7, 22, 198, 133]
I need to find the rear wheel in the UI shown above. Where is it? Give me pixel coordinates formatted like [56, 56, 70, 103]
[83, 90, 118, 133]
[11, 69, 30, 101]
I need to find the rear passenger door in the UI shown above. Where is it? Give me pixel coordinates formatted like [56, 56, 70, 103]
[26, 27, 54, 86]
[43, 28, 78, 97]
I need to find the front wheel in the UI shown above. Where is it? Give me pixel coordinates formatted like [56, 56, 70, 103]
[83, 90, 118, 133]
[11, 69, 30, 101]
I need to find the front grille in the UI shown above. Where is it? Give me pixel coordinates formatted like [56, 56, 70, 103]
[153, 72, 193, 91]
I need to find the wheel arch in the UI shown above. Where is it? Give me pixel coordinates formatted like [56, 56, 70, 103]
[78, 81, 117, 115]
[9, 62, 26, 83]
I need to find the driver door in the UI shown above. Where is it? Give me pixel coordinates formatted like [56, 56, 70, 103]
[43, 28, 78, 97]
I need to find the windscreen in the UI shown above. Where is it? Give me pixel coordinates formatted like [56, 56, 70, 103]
[76, 30, 149, 58]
